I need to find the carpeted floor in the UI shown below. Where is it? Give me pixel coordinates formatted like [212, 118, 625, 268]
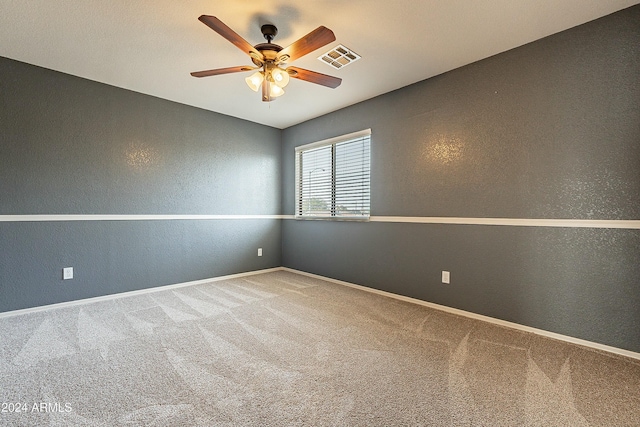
[0, 270, 639, 426]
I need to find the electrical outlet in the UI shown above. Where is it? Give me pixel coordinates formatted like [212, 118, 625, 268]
[63, 267, 74, 280]
[258, 248, 263, 257]
[441, 271, 450, 284]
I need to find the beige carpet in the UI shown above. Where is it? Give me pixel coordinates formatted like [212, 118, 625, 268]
[0, 270, 638, 426]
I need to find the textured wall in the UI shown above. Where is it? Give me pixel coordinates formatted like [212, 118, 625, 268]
[281, 6, 640, 352]
[2, 6, 639, 353]
[0, 57, 282, 312]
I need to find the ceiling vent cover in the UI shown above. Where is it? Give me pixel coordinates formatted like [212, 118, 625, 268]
[318, 45, 361, 70]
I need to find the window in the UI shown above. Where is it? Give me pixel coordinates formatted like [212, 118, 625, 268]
[295, 129, 371, 219]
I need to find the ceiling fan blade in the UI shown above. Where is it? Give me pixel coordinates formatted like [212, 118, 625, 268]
[286, 66, 342, 88]
[198, 15, 263, 60]
[277, 26, 336, 63]
[190, 66, 256, 78]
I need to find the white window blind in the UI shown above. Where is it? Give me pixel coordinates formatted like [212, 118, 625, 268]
[295, 129, 371, 219]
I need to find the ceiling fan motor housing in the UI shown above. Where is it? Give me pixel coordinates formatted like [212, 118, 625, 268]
[251, 44, 282, 66]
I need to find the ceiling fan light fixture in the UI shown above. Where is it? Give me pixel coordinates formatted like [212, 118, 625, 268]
[245, 71, 264, 91]
[271, 67, 290, 88]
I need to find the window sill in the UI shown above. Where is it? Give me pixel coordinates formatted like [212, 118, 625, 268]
[294, 216, 370, 222]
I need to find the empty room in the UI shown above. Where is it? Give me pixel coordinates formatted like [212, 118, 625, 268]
[1, 1, 639, 425]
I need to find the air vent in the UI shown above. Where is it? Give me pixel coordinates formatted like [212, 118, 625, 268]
[318, 45, 361, 70]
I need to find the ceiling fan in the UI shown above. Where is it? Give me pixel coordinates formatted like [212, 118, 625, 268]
[191, 15, 342, 102]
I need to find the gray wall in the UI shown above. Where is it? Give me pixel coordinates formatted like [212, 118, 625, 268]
[282, 6, 640, 352]
[0, 57, 282, 312]
[2, 6, 639, 353]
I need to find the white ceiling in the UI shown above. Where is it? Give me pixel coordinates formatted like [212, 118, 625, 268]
[1, 0, 638, 129]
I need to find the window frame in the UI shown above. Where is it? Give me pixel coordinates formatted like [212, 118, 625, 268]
[294, 129, 371, 221]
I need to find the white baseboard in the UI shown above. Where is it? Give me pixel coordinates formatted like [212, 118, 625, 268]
[2, 266, 638, 362]
[0, 267, 282, 319]
[282, 268, 640, 362]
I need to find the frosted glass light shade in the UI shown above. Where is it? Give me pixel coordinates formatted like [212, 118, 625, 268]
[269, 84, 285, 98]
[245, 72, 264, 92]
[271, 67, 290, 88]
